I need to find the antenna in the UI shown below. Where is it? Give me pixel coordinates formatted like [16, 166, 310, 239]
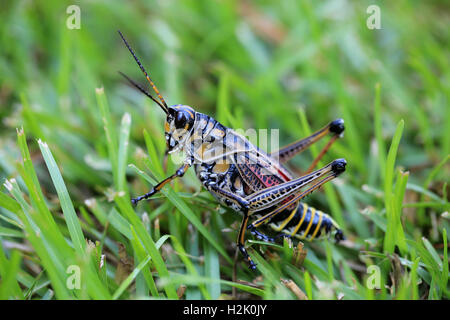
[119, 71, 168, 114]
[118, 30, 169, 112]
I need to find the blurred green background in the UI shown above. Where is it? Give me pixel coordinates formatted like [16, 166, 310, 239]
[0, 0, 448, 300]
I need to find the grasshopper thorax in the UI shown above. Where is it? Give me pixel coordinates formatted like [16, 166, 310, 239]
[165, 104, 196, 152]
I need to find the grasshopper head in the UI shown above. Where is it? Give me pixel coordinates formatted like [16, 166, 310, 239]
[165, 105, 196, 151]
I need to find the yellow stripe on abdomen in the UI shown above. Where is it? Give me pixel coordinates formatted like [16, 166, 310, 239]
[290, 204, 308, 236]
[300, 207, 316, 239]
[309, 210, 323, 240]
[272, 204, 298, 232]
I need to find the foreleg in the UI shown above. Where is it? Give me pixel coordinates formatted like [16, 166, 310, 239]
[132, 163, 190, 205]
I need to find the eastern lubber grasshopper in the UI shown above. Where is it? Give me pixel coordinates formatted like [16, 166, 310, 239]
[118, 31, 347, 270]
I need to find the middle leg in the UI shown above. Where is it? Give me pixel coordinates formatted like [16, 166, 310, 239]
[206, 184, 258, 270]
[248, 224, 292, 243]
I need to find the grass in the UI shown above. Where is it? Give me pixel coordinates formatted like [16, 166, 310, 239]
[0, 0, 449, 300]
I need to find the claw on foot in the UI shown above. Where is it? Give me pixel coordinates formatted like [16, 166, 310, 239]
[335, 230, 345, 243]
[249, 261, 257, 271]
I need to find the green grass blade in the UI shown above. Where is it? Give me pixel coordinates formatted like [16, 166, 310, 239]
[116, 196, 178, 299]
[129, 164, 231, 264]
[143, 128, 165, 177]
[385, 120, 405, 198]
[158, 273, 265, 297]
[4, 179, 72, 299]
[117, 113, 132, 193]
[130, 230, 160, 297]
[374, 83, 386, 181]
[0, 250, 23, 299]
[171, 235, 211, 299]
[112, 255, 152, 299]
[304, 271, 313, 300]
[421, 237, 442, 269]
[393, 170, 408, 254]
[97, 87, 119, 188]
[38, 139, 86, 255]
[383, 119, 404, 254]
[0, 245, 23, 299]
[442, 229, 449, 297]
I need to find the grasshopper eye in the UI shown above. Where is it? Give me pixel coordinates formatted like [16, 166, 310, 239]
[175, 112, 188, 129]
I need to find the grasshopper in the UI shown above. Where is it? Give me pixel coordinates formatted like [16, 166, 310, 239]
[118, 31, 347, 270]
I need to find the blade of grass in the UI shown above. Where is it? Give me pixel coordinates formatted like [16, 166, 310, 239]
[38, 139, 86, 255]
[16, 129, 66, 243]
[421, 237, 442, 269]
[304, 271, 313, 300]
[171, 235, 211, 299]
[97, 87, 119, 189]
[116, 195, 178, 299]
[112, 254, 152, 299]
[410, 257, 421, 300]
[129, 228, 159, 297]
[129, 164, 231, 264]
[143, 128, 165, 177]
[117, 113, 131, 193]
[0, 250, 23, 299]
[393, 170, 408, 254]
[418, 155, 450, 224]
[203, 239, 221, 299]
[383, 119, 404, 254]
[4, 179, 72, 299]
[0, 245, 23, 299]
[374, 83, 386, 181]
[108, 208, 133, 240]
[443, 228, 449, 298]
[158, 273, 265, 297]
